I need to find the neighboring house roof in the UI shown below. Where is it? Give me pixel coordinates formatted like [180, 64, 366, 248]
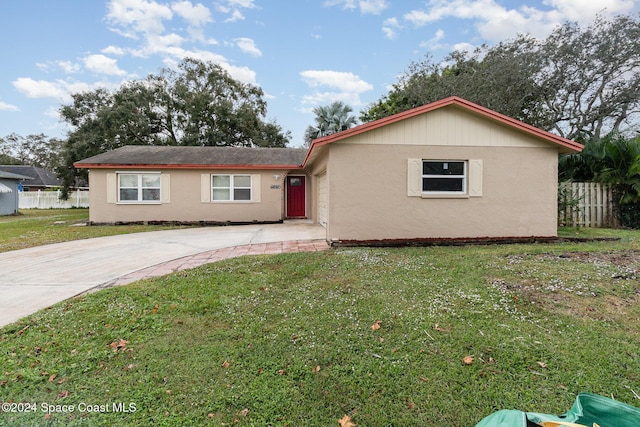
[0, 165, 60, 187]
[303, 96, 584, 166]
[0, 170, 33, 180]
[0, 171, 32, 194]
[75, 146, 307, 170]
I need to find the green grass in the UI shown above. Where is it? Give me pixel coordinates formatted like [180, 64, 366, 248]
[0, 209, 184, 252]
[2, 229, 640, 426]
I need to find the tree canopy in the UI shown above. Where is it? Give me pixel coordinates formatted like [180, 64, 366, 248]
[0, 133, 62, 171]
[304, 101, 358, 146]
[58, 58, 290, 195]
[361, 13, 640, 142]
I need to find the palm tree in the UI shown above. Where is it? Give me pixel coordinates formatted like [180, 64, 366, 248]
[304, 101, 358, 146]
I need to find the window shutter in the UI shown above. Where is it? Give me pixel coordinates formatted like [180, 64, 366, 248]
[407, 158, 422, 197]
[161, 174, 171, 203]
[201, 174, 211, 202]
[106, 173, 117, 204]
[251, 174, 261, 203]
[468, 159, 483, 197]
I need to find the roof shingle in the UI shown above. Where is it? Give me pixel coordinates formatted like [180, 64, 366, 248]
[75, 146, 307, 169]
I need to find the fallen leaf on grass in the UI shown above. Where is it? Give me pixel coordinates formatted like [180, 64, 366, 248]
[239, 408, 249, 417]
[312, 365, 321, 373]
[537, 361, 548, 368]
[463, 356, 474, 365]
[338, 414, 356, 427]
[222, 360, 230, 368]
[432, 324, 447, 332]
[151, 304, 159, 314]
[371, 320, 381, 331]
[109, 339, 128, 352]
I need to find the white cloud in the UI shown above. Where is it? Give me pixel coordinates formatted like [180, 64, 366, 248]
[106, 0, 173, 37]
[13, 77, 124, 103]
[235, 37, 262, 57]
[451, 42, 476, 53]
[0, 101, 19, 112]
[215, 0, 256, 22]
[134, 32, 185, 56]
[37, 61, 82, 74]
[545, 0, 636, 21]
[359, 0, 389, 14]
[220, 64, 257, 85]
[403, 0, 638, 43]
[159, 48, 258, 84]
[325, 0, 389, 14]
[13, 78, 72, 101]
[382, 17, 401, 39]
[225, 9, 245, 22]
[83, 54, 127, 76]
[102, 45, 126, 56]
[172, 1, 212, 27]
[300, 70, 373, 107]
[419, 28, 446, 50]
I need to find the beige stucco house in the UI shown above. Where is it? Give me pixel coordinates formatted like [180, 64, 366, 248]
[75, 96, 583, 244]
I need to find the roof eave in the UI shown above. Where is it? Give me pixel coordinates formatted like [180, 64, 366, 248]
[303, 96, 583, 167]
[74, 162, 304, 170]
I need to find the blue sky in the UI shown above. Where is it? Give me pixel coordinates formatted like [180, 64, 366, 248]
[1, 0, 638, 147]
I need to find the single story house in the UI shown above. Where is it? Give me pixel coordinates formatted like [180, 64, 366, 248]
[0, 171, 32, 215]
[0, 165, 62, 191]
[75, 96, 583, 244]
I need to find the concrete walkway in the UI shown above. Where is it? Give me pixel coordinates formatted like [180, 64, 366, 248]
[0, 223, 328, 327]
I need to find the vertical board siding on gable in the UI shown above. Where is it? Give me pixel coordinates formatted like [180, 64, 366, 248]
[348, 108, 549, 148]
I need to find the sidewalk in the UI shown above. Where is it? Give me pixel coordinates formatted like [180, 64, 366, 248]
[0, 223, 328, 327]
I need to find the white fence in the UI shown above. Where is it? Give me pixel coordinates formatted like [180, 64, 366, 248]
[19, 190, 89, 209]
[558, 182, 617, 228]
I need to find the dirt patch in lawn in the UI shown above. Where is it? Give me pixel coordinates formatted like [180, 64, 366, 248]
[490, 250, 640, 324]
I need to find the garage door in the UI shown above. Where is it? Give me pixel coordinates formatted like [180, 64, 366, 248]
[317, 172, 328, 228]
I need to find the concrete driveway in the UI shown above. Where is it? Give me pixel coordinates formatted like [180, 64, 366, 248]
[0, 223, 327, 328]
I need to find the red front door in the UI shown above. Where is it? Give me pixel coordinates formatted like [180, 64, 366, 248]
[286, 176, 306, 218]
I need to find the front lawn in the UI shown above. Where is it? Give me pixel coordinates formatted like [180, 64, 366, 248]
[2, 232, 640, 426]
[0, 209, 184, 252]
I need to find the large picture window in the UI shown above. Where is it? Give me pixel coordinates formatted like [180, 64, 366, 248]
[422, 161, 466, 194]
[118, 173, 161, 202]
[212, 175, 252, 201]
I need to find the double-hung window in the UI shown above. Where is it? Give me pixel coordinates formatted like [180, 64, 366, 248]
[422, 161, 466, 194]
[212, 175, 252, 201]
[118, 173, 161, 202]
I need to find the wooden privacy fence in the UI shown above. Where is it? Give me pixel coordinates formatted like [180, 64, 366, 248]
[558, 182, 617, 228]
[19, 190, 89, 209]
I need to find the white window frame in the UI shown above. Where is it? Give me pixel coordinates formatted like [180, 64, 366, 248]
[211, 174, 252, 202]
[117, 172, 161, 203]
[422, 160, 467, 195]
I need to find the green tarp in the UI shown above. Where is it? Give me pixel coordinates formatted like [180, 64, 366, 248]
[475, 393, 640, 427]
